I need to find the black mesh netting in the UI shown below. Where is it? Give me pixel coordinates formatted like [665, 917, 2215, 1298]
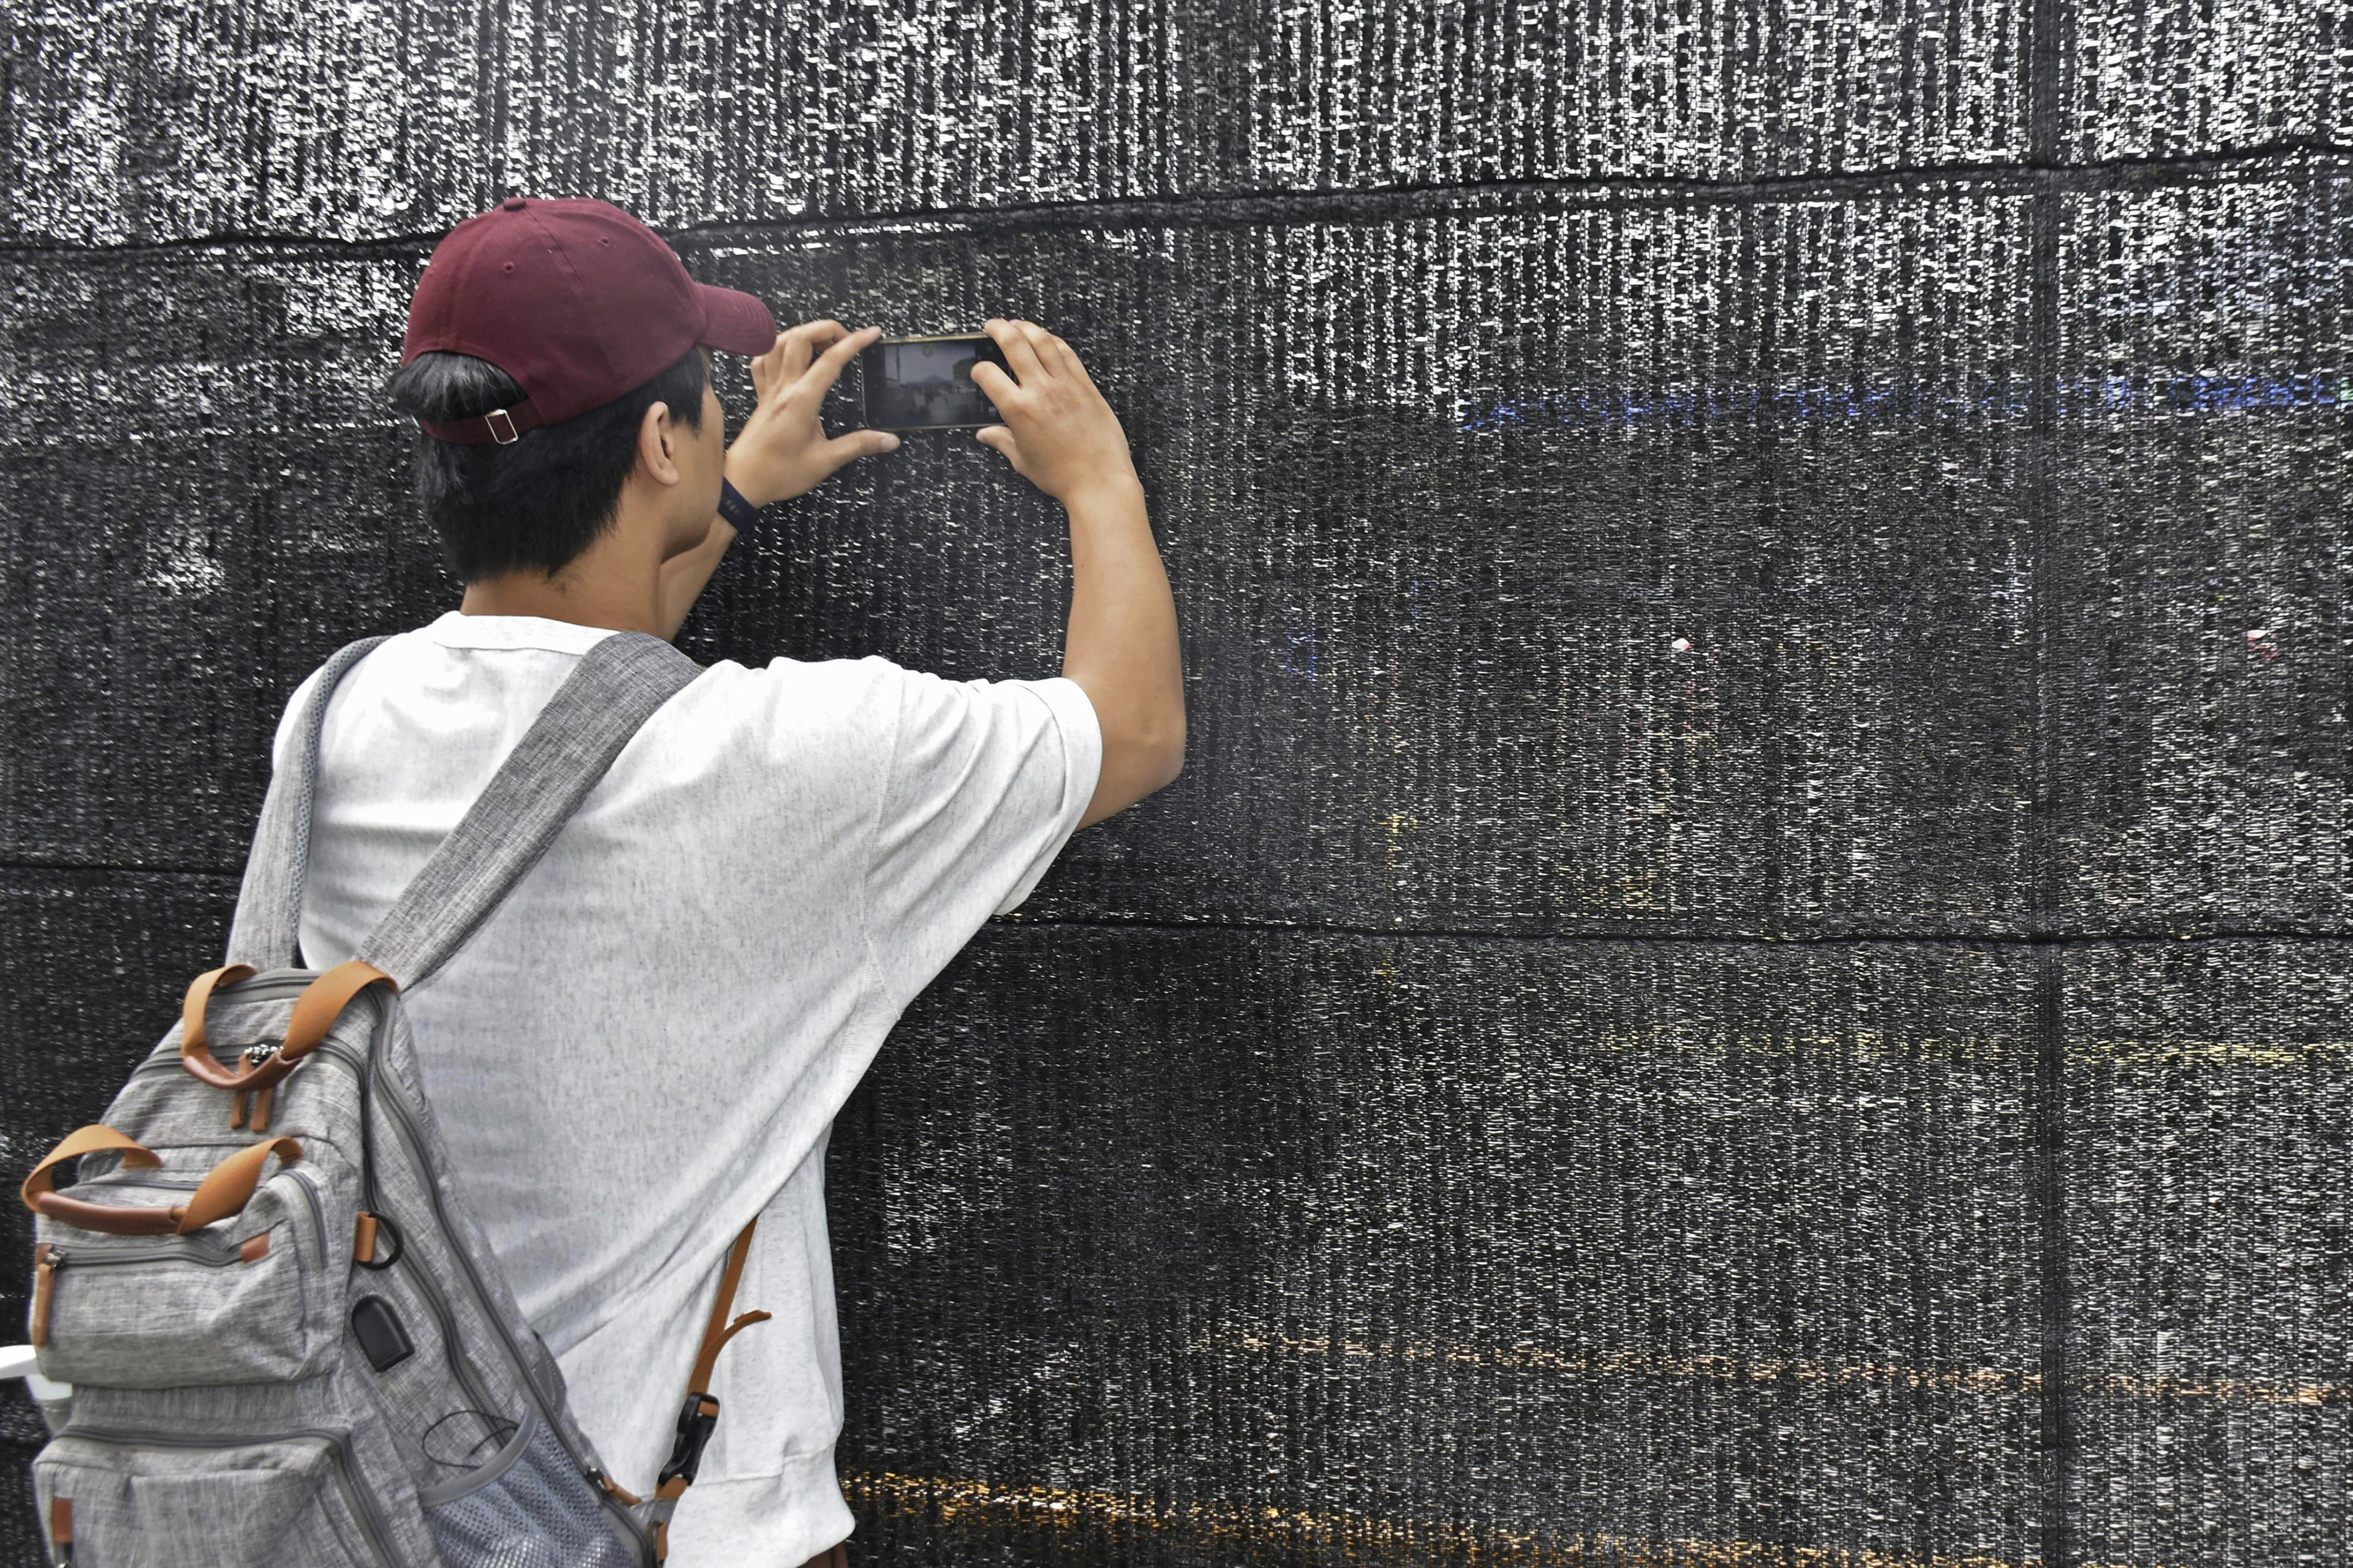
[5, 3, 2351, 1564]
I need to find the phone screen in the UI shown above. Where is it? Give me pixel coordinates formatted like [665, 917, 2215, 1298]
[858, 335, 1010, 431]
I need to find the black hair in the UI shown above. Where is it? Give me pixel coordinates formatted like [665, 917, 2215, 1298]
[384, 345, 711, 581]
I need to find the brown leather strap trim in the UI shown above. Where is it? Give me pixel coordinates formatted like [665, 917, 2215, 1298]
[32, 1245, 55, 1349]
[695, 1311, 771, 1392]
[685, 1221, 771, 1397]
[652, 1518, 669, 1560]
[179, 963, 258, 1081]
[283, 960, 395, 1063]
[33, 1195, 178, 1235]
[183, 960, 394, 1097]
[48, 1495, 70, 1546]
[594, 1472, 641, 1507]
[20, 1125, 160, 1213]
[631, 1220, 771, 1506]
[39, 1136, 303, 1238]
[354, 1212, 379, 1266]
[176, 1137, 301, 1233]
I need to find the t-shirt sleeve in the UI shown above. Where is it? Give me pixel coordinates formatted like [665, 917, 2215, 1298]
[863, 665, 1102, 1009]
[269, 666, 326, 776]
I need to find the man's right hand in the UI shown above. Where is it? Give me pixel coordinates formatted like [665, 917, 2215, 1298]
[726, 321, 900, 507]
[967, 319, 1142, 506]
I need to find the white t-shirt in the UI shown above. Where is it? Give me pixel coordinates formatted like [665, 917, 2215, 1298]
[276, 610, 1101, 1566]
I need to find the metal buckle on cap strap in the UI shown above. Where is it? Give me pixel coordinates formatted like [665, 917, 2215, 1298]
[484, 407, 521, 444]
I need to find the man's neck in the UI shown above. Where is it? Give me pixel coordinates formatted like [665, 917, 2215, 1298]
[458, 573, 666, 636]
[457, 509, 673, 636]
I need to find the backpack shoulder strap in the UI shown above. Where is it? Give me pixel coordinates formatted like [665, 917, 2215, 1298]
[354, 629, 699, 988]
[224, 629, 699, 983]
[225, 636, 391, 970]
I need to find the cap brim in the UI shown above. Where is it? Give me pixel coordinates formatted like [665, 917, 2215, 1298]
[695, 282, 779, 356]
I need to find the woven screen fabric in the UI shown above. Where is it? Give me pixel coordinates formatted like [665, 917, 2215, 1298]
[4, 2, 2350, 1564]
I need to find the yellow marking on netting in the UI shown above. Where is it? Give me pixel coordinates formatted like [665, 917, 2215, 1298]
[2087, 1369, 2350, 1406]
[1346, 955, 2353, 1072]
[1337, 1006, 2353, 1071]
[1418, 1021, 2037, 1065]
[1203, 1329, 2032, 1394]
[841, 1468, 2169, 1568]
[2071, 1036, 2353, 1069]
[1190, 1331, 2350, 1407]
[1381, 810, 1418, 875]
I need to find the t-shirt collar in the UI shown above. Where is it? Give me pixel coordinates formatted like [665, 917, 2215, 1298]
[425, 610, 623, 656]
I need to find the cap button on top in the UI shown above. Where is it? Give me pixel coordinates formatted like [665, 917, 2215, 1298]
[501, 196, 528, 211]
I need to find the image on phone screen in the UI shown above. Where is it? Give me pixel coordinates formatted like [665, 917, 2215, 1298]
[858, 335, 1011, 431]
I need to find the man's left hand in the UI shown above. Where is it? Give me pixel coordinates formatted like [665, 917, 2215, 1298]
[725, 321, 901, 508]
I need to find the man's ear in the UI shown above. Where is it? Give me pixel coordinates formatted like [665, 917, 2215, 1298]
[635, 400, 683, 487]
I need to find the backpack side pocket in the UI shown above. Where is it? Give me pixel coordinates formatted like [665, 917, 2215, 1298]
[419, 1404, 643, 1568]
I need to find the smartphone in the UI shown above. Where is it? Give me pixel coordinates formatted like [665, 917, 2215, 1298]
[858, 333, 1011, 431]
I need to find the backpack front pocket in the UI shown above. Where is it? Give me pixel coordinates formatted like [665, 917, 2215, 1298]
[34, 1428, 398, 1567]
[31, 1166, 336, 1389]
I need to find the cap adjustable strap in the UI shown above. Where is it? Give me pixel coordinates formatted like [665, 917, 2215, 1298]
[414, 398, 545, 445]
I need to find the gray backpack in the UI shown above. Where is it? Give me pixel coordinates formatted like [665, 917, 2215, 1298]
[19, 632, 766, 1566]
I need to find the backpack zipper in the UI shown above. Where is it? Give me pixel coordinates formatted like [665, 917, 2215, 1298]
[34, 1229, 278, 1353]
[287, 1166, 328, 1267]
[40, 1239, 248, 1273]
[55, 1424, 398, 1567]
[33, 1185, 275, 1337]
[130, 970, 338, 1080]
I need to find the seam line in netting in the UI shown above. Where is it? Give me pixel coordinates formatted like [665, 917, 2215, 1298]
[2024, 0, 2074, 1552]
[5, 142, 2353, 262]
[11, 867, 2353, 948]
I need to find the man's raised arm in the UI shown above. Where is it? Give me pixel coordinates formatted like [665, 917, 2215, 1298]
[970, 318, 1185, 828]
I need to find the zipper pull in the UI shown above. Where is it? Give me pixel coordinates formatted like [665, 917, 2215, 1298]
[31, 1245, 65, 1349]
[586, 1466, 642, 1507]
[233, 1042, 282, 1129]
[48, 1496, 71, 1565]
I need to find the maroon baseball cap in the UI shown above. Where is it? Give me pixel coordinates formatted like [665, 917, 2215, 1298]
[403, 195, 778, 445]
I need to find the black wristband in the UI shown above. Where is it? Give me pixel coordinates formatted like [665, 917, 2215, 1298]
[717, 477, 762, 532]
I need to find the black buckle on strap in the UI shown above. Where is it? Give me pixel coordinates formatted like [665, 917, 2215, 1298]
[657, 1393, 720, 1491]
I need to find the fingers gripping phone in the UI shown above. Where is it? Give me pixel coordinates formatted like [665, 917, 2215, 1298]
[857, 333, 1011, 431]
